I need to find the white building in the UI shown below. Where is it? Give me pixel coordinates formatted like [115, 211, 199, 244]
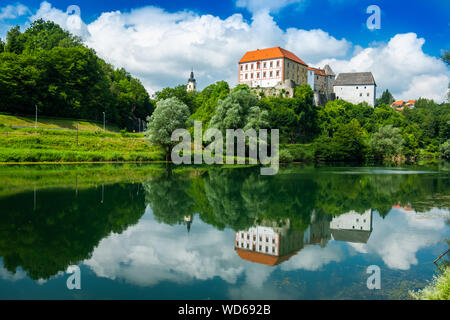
[333, 72, 377, 107]
[238, 47, 309, 89]
[330, 210, 373, 244]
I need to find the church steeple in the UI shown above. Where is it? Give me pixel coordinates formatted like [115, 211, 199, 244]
[187, 68, 196, 92]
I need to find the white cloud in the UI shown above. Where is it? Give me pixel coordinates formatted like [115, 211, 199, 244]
[80, 5, 350, 93]
[84, 207, 245, 287]
[1, 2, 447, 101]
[280, 243, 343, 271]
[349, 208, 447, 270]
[319, 33, 450, 102]
[0, 264, 26, 281]
[0, 3, 29, 20]
[30, 1, 89, 38]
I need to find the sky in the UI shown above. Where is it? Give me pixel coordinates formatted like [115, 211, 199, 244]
[0, 0, 449, 101]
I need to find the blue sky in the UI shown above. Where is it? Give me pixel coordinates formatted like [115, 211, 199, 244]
[0, 0, 449, 100]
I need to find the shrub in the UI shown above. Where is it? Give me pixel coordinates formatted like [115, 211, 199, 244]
[440, 140, 450, 160]
[279, 149, 294, 163]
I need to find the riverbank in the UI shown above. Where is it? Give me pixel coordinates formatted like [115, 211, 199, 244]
[0, 125, 317, 164]
[0, 126, 165, 162]
[410, 265, 450, 300]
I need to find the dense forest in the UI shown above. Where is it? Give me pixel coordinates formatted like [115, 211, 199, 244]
[150, 82, 450, 163]
[0, 20, 153, 130]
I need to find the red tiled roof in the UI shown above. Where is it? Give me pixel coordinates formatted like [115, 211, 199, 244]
[308, 67, 326, 76]
[239, 47, 308, 66]
[235, 248, 300, 266]
[391, 101, 405, 107]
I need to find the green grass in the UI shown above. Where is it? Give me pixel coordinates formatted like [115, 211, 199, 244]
[410, 265, 450, 300]
[0, 113, 120, 132]
[0, 126, 165, 163]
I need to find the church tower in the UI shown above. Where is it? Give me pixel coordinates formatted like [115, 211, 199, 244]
[187, 69, 196, 92]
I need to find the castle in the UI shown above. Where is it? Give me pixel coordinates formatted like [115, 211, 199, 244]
[235, 47, 377, 107]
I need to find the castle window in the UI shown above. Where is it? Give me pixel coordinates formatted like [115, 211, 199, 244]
[270, 71, 273, 77]
[277, 61, 280, 67]
[245, 65, 248, 70]
[263, 72, 266, 78]
[263, 62, 266, 68]
[276, 71, 279, 77]
[245, 74, 248, 79]
[257, 62, 260, 69]
[251, 73, 254, 79]
[360, 93, 363, 97]
[251, 64, 254, 70]
[257, 72, 260, 78]
[270, 62, 273, 68]
[356, 86, 359, 89]
[367, 93, 370, 97]
[240, 65, 243, 71]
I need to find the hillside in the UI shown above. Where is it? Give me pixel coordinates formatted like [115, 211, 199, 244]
[0, 125, 165, 163]
[0, 113, 120, 132]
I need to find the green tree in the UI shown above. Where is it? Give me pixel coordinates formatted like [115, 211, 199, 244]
[5, 26, 25, 54]
[210, 86, 267, 132]
[294, 84, 319, 142]
[443, 50, 450, 66]
[370, 125, 405, 159]
[146, 97, 190, 161]
[191, 81, 230, 125]
[314, 119, 367, 161]
[440, 140, 450, 160]
[153, 85, 198, 113]
[0, 38, 4, 53]
[376, 89, 395, 107]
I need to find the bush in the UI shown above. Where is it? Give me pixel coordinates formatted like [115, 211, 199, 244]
[279, 149, 294, 163]
[410, 267, 450, 300]
[440, 140, 450, 160]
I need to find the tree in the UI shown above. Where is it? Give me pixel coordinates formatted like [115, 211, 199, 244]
[314, 119, 367, 161]
[443, 51, 450, 66]
[0, 22, 152, 131]
[376, 89, 395, 106]
[294, 84, 319, 142]
[210, 86, 267, 132]
[146, 97, 190, 161]
[0, 38, 4, 53]
[191, 81, 230, 125]
[370, 125, 404, 159]
[153, 85, 198, 113]
[5, 26, 24, 54]
[440, 140, 450, 160]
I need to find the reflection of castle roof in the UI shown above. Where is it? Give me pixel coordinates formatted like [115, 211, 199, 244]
[331, 229, 371, 244]
[235, 248, 300, 266]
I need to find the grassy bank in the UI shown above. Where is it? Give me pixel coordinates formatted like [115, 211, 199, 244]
[0, 113, 120, 132]
[0, 126, 165, 163]
[410, 265, 450, 300]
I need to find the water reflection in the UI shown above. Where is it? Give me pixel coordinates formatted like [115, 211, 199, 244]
[235, 210, 374, 266]
[0, 164, 448, 299]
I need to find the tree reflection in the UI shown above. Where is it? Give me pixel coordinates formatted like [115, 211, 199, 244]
[0, 184, 145, 280]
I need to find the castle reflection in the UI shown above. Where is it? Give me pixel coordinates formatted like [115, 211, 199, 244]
[235, 210, 373, 266]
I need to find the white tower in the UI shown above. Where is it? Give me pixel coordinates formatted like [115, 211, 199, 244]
[187, 69, 196, 92]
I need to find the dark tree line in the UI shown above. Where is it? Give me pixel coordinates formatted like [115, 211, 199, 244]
[0, 20, 154, 131]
